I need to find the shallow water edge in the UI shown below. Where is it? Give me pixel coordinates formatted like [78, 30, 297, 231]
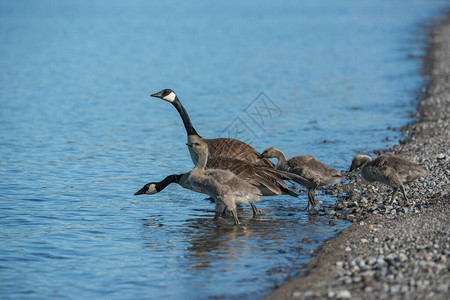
[266, 10, 450, 300]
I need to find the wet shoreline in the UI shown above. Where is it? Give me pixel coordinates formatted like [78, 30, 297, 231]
[266, 11, 450, 300]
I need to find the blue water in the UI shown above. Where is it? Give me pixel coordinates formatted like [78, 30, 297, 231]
[0, 0, 446, 299]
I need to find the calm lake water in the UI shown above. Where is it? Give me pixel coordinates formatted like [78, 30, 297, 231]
[0, 0, 446, 299]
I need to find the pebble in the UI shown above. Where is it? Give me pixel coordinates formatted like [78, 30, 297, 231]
[436, 153, 445, 159]
[335, 290, 351, 299]
[292, 291, 314, 298]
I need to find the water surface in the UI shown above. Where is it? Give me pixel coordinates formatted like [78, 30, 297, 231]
[0, 0, 446, 299]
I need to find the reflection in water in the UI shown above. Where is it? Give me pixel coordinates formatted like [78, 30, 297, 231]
[138, 198, 349, 298]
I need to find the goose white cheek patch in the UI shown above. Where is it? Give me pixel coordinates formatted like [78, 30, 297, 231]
[147, 184, 158, 194]
[162, 92, 176, 102]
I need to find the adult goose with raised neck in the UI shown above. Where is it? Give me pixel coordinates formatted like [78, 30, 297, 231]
[150, 89, 274, 167]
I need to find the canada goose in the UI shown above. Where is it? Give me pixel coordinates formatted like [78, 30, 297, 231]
[135, 171, 263, 215]
[135, 155, 298, 214]
[349, 154, 427, 207]
[258, 147, 342, 210]
[134, 155, 299, 215]
[187, 140, 262, 225]
[150, 89, 274, 167]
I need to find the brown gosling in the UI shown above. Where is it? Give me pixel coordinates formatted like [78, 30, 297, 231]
[258, 147, 342, 210]
[349, 154, 427, 207]
[187, 140, 262, 225]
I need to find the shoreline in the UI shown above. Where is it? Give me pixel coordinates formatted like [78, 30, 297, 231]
[266, 11, 449, 300]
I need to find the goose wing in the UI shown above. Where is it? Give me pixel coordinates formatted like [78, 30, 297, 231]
[205, 138, 274, 167]
[206, 157, 291, 195]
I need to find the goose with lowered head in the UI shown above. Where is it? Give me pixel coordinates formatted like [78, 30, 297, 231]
[134, 155, 299, 215]
[150, 89, 274, 167]
[259, 147, 342, 210]
[349, 154, 427, 207]
[135, 156, 297, 197]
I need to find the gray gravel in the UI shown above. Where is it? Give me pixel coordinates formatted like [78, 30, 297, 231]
[266, 12, 450, 300]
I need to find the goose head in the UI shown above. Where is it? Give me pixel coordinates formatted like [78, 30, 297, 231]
[349, 155, 372, 172]
[186, 140, 208, 157]
[151, 89, 177, 103]
[258, 146, 280, 159]
[134, 183, 158, 195]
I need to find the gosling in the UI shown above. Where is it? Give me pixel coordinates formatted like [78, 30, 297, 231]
[258, 147, 342, 210]
[349, 154, 427, 207]
[187, 141, 262, 225]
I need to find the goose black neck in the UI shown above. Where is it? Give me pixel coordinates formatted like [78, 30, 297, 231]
[172, 97, 200, 137]
[156, 174, 183, 192]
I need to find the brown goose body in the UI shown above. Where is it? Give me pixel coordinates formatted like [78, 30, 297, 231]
[259, 147, 342, 210]
[349, 154, 427, 206]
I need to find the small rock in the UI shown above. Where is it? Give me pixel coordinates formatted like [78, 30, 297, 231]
[364, 286, 373, 293]
[399, 253, 408, 262]
[292, 291, 314, 298]
[336, 290, 352, 299]
[302, 238, 311, 243]
[368, 257, 377, 265]
[361, 238, 369, 243]
[353, 276, 362, 283]
[390, 285, 401, 294]
[363, 274, 373, 284]
[386, 253, 396, 264]
[436, 153, 445, 159]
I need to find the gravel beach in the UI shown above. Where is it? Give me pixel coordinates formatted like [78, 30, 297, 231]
[266, 12, 450, 300]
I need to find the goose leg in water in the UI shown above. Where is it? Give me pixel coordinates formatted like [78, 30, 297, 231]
[231, 208, 240, 225]
[306, 189, 317, 211]
[214, 202, 226, 221]
[250, 203, 261, 216]
[400, 185, 410, 207]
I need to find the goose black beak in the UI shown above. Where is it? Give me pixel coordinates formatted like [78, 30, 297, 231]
[150, 91, 163, 98]
[134, 187, 146, 196]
